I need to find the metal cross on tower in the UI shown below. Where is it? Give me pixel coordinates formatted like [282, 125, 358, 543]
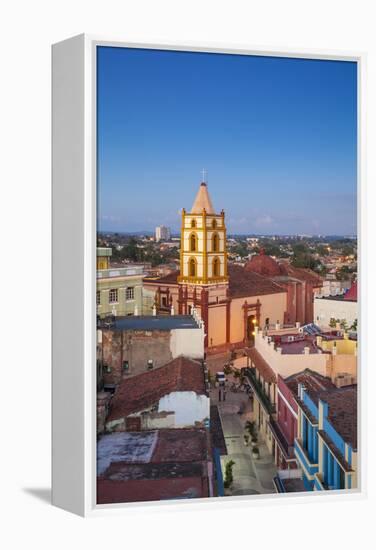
[201, 168, 207, 183]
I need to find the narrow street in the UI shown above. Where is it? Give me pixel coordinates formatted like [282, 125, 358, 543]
[209, 371, 277, 496]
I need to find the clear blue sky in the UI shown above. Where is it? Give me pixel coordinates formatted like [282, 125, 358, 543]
[97, 46, 357, 235]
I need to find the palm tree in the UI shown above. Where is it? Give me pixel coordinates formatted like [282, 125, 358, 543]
[245, 420, 257, 440]
[233, 369, 244, 385]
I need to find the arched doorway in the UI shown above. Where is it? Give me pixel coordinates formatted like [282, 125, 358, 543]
[247, 314, 256, 345]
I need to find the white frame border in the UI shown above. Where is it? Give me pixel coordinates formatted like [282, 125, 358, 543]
[52, 34, 366, 517]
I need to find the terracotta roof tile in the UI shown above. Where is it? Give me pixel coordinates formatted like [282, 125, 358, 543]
[289, 379, 357, 450]
[107, 357, 206, 421]
[245, 253, 282, 277]
[97, 429, 209, 503]
[317, 431, 354, 472]
[228, 264, 286, 299]
[279, 264, 323, 285]
[284, 369, 335, 399]
[320, 385, 357, 450]
[145, 265, 287, 299]
[144, 271, 179, 285]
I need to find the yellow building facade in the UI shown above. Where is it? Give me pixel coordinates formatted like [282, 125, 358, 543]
[144, 181, 288, 350]
[178, 182, 228, 285]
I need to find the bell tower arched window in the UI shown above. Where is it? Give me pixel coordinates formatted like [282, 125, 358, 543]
[191, 219, 196, 228]
[189, 258, 197, 277]
[212, 219, 217, 228]
[190, 233, 197, 252]
[213, 257, 220, 277]
[212, 232, 219, 252]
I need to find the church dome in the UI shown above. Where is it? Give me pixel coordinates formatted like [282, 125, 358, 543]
[245, 249, 282, 277]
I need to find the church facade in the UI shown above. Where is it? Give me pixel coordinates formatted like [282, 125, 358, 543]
[144, 181, 322, 350]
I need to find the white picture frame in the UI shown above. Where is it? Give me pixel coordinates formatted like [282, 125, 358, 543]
[52, 34, 366, 517]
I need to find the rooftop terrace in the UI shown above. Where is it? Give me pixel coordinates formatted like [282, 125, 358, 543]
[97, 429, 209, 503]
[107, 315, 200, 332]
[97, 265, 144, 279]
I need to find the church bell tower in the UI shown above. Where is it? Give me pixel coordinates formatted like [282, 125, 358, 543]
[178, 180, 228, 285]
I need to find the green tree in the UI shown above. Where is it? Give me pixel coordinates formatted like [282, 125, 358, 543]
[224, 460, 236, 489]
[291, 253, 319, 271]
[245, 420, 257, 439]
[339, 319, 349, 331]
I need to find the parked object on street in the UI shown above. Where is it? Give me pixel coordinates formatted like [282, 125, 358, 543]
[216, 372, 226, 386]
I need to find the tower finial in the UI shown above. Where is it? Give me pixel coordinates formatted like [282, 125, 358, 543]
[201, 168, 207, 183]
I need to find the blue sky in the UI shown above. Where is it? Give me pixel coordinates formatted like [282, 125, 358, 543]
[97, 47, 357, 235]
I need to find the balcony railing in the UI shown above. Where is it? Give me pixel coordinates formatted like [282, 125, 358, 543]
[314, 473, 326, 491]
[268, 418, 295, 459]
[244, 367, 276, 414]
[294, 438, 318, 476]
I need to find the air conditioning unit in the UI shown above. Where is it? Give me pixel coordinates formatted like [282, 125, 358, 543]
[334, 373, 354, 388]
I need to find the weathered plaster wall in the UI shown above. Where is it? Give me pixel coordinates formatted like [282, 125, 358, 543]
[314, 298, 357, 328]
[158, 391, 210, 427]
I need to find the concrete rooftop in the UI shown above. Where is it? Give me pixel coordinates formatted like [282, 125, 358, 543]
[110, 315, 200, 331]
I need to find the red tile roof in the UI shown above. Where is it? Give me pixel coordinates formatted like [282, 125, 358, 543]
[107, 357, 206, 422]
[228, 264, 286, 299]
[284, 369, 335, 398]
[245, 347, 277, 383]
[144, 271, 179, 285]
[245, 253, 323, 287]
[97, 428, 209, 503]
[344, 281, 357, 301]
[151, 428, 208, 463]
[285, 373, 357, 449]
[97, 476, 208, 504]
[321, 385, 357, 450]
[279, 264, 323, 286]
[144, 265, 286, 299]
[245, 252, 282, 277]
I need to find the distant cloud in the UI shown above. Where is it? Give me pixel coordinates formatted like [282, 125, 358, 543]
[254, 215, 274, 227]
[100, 214, 121, 223]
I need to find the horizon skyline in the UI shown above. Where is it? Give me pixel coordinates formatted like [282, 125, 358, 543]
[97, 47, 357, 235]
[97, 225, 357, 238]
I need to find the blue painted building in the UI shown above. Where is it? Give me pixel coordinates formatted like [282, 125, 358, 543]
[294, 384, 357, 491]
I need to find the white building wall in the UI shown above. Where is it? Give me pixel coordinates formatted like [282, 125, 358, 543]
[158, 391, 210, 427]
[314, 298, 358, 327]
[254, 330, 328, 377]
[170, 326, 205, 359]
[143, 412, 175, 430]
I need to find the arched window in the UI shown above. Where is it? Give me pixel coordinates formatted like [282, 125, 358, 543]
[213, 257, 220, 277]
[189, 258, 197, 277]
[212, 232, 219, 252]
[212, 219, 217, 229]
[190, 233, 197, 252]
[191, 219, 196, 228]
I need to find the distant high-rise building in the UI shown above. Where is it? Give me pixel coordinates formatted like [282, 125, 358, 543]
[155, 225, 171, 242]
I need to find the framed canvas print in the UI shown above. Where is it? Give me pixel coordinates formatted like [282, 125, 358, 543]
[52, 35, 366, 516]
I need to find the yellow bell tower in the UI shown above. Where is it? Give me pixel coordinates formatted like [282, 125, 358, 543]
[178, 181, 228, 284]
